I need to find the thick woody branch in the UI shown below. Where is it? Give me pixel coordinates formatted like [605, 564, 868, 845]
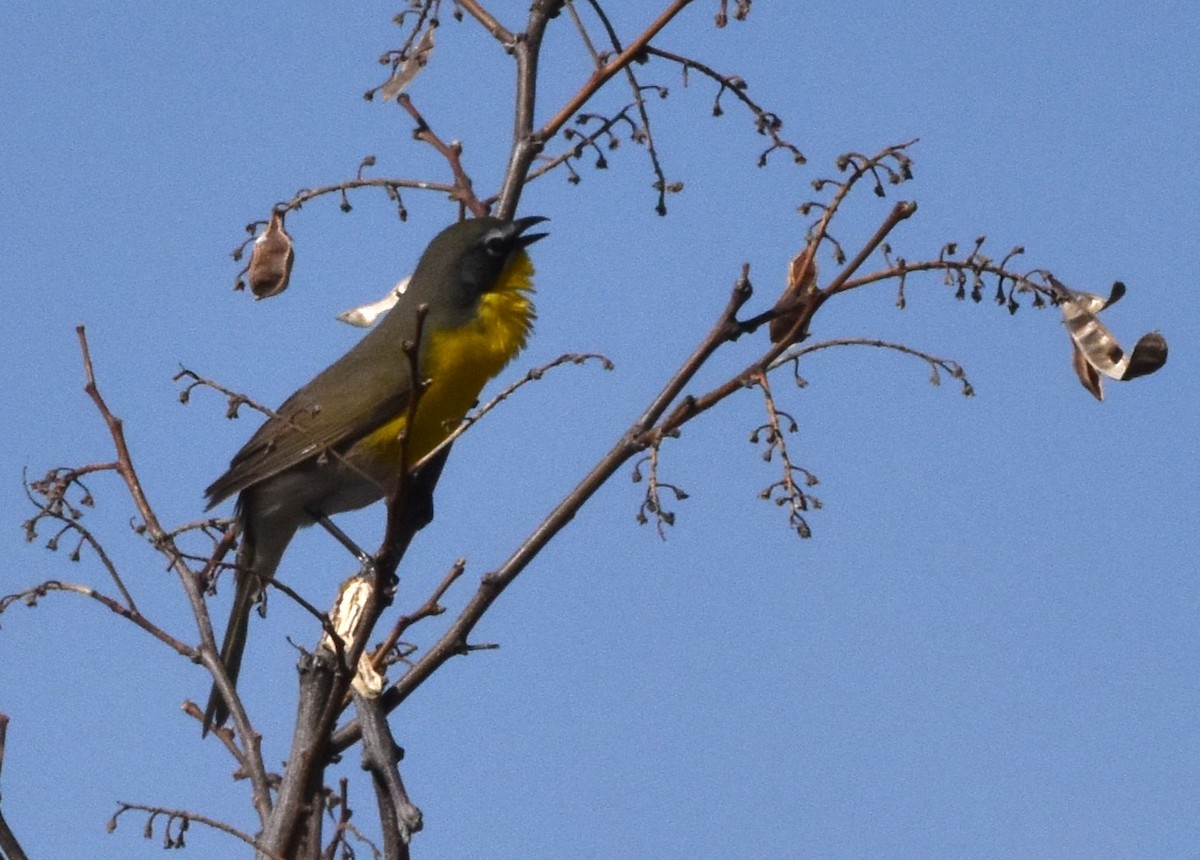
[257, 648, 340, 857]
[494, 2, 555, 218]
[260, 308, 441, 856]
[457, 0, 516, 45]
[356, 690, 422, 856]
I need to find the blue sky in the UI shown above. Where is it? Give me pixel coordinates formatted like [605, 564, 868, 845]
[2, 3, 1197, 857]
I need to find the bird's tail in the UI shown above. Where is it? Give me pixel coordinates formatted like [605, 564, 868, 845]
[202, 516, 292, 736]
[202, 535, 260, 734]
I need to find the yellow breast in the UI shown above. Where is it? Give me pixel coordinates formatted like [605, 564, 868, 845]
[354, 250, 536, 474]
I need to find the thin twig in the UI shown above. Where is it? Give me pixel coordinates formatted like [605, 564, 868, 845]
[109, 802, 275, 857]
[633, 436, 689, 538]
[582, 0, 677, 213]
[22, 469, 138, 609]
[539, 0, 696, 141]
[0, 581, 192, 655]
[771, 337, 976, 397]
[397, 94, 487, 216]
[412, 352, 613, 474]
[230, 175, 453, 275]
[748, 370, 820, 538]
[75, 328, 274, 822]
[370, 559, 466, 675]
[645, 45, 804, 165]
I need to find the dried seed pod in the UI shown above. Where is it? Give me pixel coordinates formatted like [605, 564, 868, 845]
[1051, 276, 1167, 399]
[247, 210, 294, 300]
[337, 276, 410, 328]
[379, 25, 436, 101]
[769, 242, 819, 344]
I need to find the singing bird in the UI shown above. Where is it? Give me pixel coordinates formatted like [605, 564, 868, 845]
[203, 215, 548, 732]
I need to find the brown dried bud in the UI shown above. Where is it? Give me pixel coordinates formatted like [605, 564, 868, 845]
[247, 210, 294, 300]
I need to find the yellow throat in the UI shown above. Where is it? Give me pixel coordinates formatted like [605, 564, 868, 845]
[358, 249, 536, 470]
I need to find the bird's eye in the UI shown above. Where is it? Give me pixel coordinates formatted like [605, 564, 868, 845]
[483, 231, 508, 258]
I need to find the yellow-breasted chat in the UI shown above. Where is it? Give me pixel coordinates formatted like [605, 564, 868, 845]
[202, 215, 548, 733]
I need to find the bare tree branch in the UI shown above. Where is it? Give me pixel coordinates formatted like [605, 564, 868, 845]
[396, 94, 488, 217]
[0, 714, 29, 860]
[74, 327, 276, 824]
[11, 7, 1169, 856]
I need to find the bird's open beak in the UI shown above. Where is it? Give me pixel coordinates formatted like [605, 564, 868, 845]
[514, 215, 550, 248]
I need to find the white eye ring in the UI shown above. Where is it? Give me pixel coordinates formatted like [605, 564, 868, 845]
[483, 231, 508, 257]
